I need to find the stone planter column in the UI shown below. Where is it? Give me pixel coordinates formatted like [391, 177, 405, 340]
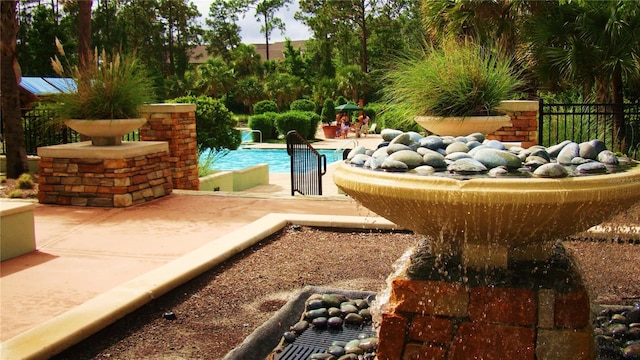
[38, 142, 172, 207]
[140, 104, 199, 190]
[488, 100, 539, 148]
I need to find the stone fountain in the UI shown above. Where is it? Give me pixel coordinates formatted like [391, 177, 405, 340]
[333, 135, 640, 359]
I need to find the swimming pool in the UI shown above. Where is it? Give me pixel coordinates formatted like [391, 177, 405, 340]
[201, 148, 341, 173]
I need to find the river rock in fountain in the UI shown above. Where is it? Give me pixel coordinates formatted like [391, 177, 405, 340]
[576, 161, 608, 174]
[579, 141, 598, 159]
[557, 142, 580, 164]
[598, 150, 620, 165]
[380, 129, 403, 141]
[344, 130, 632, 179]
[420, 150, 447, 168]
[446, 142, 470, 154]
[447, 158, 488, 174]
[420, 135, 444, 150]
[388, 150, 424, 168]
[533, 163, 568, 178]
[473, 148, 522, 169]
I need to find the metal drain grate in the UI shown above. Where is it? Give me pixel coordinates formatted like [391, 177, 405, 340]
[275, 324, 376, 360]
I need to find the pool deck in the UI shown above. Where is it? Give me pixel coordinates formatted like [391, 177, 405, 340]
[0, 133, 386, 359]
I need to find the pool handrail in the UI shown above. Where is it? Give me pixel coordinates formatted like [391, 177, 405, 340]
[286, 131, 326, 196]
[334, 139, 358, 161]
[241, 129, 263, 144]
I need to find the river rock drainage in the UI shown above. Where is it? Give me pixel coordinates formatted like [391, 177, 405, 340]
[223, 286, 377, 360]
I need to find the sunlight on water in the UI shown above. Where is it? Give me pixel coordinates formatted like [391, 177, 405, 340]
[370, 245, 414, 324]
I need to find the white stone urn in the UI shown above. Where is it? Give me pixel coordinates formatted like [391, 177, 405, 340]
[64, 118, 147, 146]
[414, 115, 511, 137]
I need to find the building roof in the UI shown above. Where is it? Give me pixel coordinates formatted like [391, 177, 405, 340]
[190, 40, 307, 64]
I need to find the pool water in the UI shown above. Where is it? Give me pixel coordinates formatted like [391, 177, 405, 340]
[201, 148, 341, 173]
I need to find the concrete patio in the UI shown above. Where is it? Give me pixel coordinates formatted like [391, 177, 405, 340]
[0, 135, 386, 359]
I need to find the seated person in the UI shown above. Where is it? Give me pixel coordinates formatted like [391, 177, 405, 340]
[361, 114, 370, 137]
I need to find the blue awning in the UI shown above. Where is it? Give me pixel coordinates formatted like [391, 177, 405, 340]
[19, 77, 76, 96]
[43, 77, 76, 93]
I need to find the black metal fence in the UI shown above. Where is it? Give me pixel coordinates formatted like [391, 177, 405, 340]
[286, 130, 326, 196]
[1, 108, 140, 155]
[1, 108, 76, 155]
[539, 99, 640, 160]
[5, 101, 640, 161]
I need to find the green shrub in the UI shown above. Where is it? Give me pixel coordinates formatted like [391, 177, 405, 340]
[377, 104, 422, 133]
[263, 112, 280, 140]
[275, 111, 311, 139]
[248, 113, 278, 142]
[8, 190, 23, 199]
[234, 114, 250, 127]
[49, 45, 155, 120]
[321, 98, 336, 124]
[382, 40, 522, 118]
[303, 111, 322, 139]
[253, 100, 279, 115]
[198, 153, 216, 177]
[290, 99, 317, 112]
[171, 95, 241, 153]
[17, 173, 35, 190]
[335, 96, 347, 106]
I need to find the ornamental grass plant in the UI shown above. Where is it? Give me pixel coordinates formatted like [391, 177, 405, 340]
[49, 39, 155, 121]
[382, 40, 522, 119]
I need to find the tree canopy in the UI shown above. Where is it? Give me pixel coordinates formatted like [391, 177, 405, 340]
[9, 0, 640, 118]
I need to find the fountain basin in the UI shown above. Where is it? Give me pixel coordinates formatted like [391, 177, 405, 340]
[333, 162, 640, 268]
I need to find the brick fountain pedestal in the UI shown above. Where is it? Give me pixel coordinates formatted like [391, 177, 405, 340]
[376, 244, 593, 359]
[333, 162, 640, 360]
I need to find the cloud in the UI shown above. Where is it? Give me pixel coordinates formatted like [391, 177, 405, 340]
[193, 0, 312, 44]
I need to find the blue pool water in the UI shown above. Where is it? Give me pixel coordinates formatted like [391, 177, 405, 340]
[201, 148, 341, 173]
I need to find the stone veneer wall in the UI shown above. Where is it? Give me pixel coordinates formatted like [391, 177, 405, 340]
[488, 100, 539, 148]
[38, 142, 172, 207]
[376, 260, 594, 360]
[139, 104, 199, 190]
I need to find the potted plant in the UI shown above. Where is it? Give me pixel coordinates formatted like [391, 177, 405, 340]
[320, 98, 339, 138]
[382, 40, 522, 136]
[49, 39, 156, 145]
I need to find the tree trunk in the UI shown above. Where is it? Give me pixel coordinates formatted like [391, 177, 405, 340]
[78, 0, 92, 73]
[168, 3, 175, 76]
[1, 0, 29, 178]
[612, 66, 628, 154]
[359, 0, 368, 74]
[77, 0, 92, 142]
[264, 13, 270, 60]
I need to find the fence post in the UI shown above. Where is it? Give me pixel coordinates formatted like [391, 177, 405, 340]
[538, 98, 544, 146]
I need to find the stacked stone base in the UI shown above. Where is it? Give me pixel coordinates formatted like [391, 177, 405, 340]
[38, 142, 173, 207]
[376, 244, 594, 360]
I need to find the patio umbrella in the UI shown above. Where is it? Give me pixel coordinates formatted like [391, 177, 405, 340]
[335, 103, 362, 112]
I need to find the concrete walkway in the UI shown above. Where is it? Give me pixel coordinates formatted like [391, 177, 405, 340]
[0, 134, 386, 359]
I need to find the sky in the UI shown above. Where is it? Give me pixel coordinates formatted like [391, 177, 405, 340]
[192, 0, 312, 44]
